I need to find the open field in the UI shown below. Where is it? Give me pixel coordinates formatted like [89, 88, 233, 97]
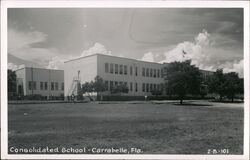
[8, 101, 243, 154]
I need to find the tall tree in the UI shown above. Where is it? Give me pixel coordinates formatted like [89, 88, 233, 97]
[8, 69, 17, 98]
[164, 60, 202, 104]
[207, 69, 225, 101]
[207, 69, 243, 102]
[224, 72, 243, 102]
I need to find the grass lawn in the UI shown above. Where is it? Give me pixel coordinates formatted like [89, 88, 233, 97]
[8, 101, 243, 154]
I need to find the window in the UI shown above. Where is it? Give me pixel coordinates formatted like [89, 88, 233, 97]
[119, 65, 123, 74]
[150, 68, 153, 77]
[142, 68, 145, 76]
[161, 69, 163, 77]
[61, 83, 64, 91]
[29, 81, 32, 90]
[33, 81, 36, 90]
[142, 83, 145, 92]
[146, 68, 149, 77]
[146, 83, 149, 92]
[119, 81, 123, 85]
[157, 69, 160, 78]
[135, 83, 138, 92]
[153, 69, 156, 78]
[110, 81, 114, 90]
[150, 83, 153, 92]
[130, 66, 133, 75]
[110, 64, 114, 73]
[45, 82, 48, 90]
[115, 64, 118, 74]
[115, 81, 118, 86]
[157, 84, 160, 90]
[55, 82, 58, 90]
[124, 65, 127, 75]
[40, 82, 43, 90]
[154, 84, 156, 90]
[105, 81, 109, 90]
[105, 63, 109, 73]
[51, 82, 54, 90]
[130, 82, 133, 91]
[124, 82, 128, 87]
[135, 67, 138, 76]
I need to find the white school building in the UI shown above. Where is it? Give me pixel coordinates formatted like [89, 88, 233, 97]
[64, 54, 166, 97]
[15, 67, 64, 97]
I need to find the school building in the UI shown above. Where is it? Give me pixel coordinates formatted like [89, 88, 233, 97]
[64, 54, 166, 97]
[15, 67, 64, 98]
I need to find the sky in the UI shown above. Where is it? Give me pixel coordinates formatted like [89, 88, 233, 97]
[7, 8, 244, 77]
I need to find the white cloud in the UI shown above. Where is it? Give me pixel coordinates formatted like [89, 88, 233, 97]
[8, 28, 59, 67]
[161, 29, 243, 77]
[8, 63, 25, 71]
[47, 56, 65, 70]
[220, 60, 244, 78]
[47, 43, 112, 69]
[80, 43, 111, 57]
[140, 52, 155, 62]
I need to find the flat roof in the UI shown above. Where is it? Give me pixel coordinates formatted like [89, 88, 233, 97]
[14, 66, 63, 72]
[64, 53, 165, 65]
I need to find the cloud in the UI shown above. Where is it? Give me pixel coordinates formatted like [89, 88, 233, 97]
[47, 43, 112, 69]
[80, 43, 111, 57]
[8, 28, 59, 67]
[219, 59, 244, 78]
[8, 63, 25, 71]
[47, 56, 65, 70]
[140, 52, 155, 62]
[160, 29, 243, 77]
[8, 28, 47, 52]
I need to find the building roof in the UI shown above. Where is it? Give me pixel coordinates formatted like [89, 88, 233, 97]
[14, 66, 63, 72]
[64, 53, 165, 65]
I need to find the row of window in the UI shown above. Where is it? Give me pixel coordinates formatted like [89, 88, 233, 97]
[104, 80, 162, 93]
[142, 83, 162, 92]
[105, 63, 138, 76]
[104, 80, 137, 92]
[142, 68, 163, 78]
[28, 81, 64, 91]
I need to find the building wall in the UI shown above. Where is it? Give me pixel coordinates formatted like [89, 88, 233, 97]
[64, 55, 98, 96]
[15, 68, 26, 95]
[15, 67, 64, 96]
[64, 54, 215, 97]
[97, 54, 165, 96]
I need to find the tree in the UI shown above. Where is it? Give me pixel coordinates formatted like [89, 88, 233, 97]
[207, 69, 226, 101]
[224, 72, 243, 102]
[207, 69, 243, 102]
[93, 76, 107, 100]
[164, 60, 202, 104]
[8, 69, 17, 98]
[81, 76, 107, 101]
[111, 84, 129, 94]
[81, 81, 94, 100]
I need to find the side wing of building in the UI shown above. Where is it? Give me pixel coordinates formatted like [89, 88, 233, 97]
[15, 67, 64, 97]
[97, 54, 165, 96]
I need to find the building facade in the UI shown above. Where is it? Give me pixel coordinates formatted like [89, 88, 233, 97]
[15, 67, 64, 97]
[64, 54, 165, 97]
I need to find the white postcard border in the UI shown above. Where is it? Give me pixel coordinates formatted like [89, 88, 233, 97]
[1, 1, 249, 160]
